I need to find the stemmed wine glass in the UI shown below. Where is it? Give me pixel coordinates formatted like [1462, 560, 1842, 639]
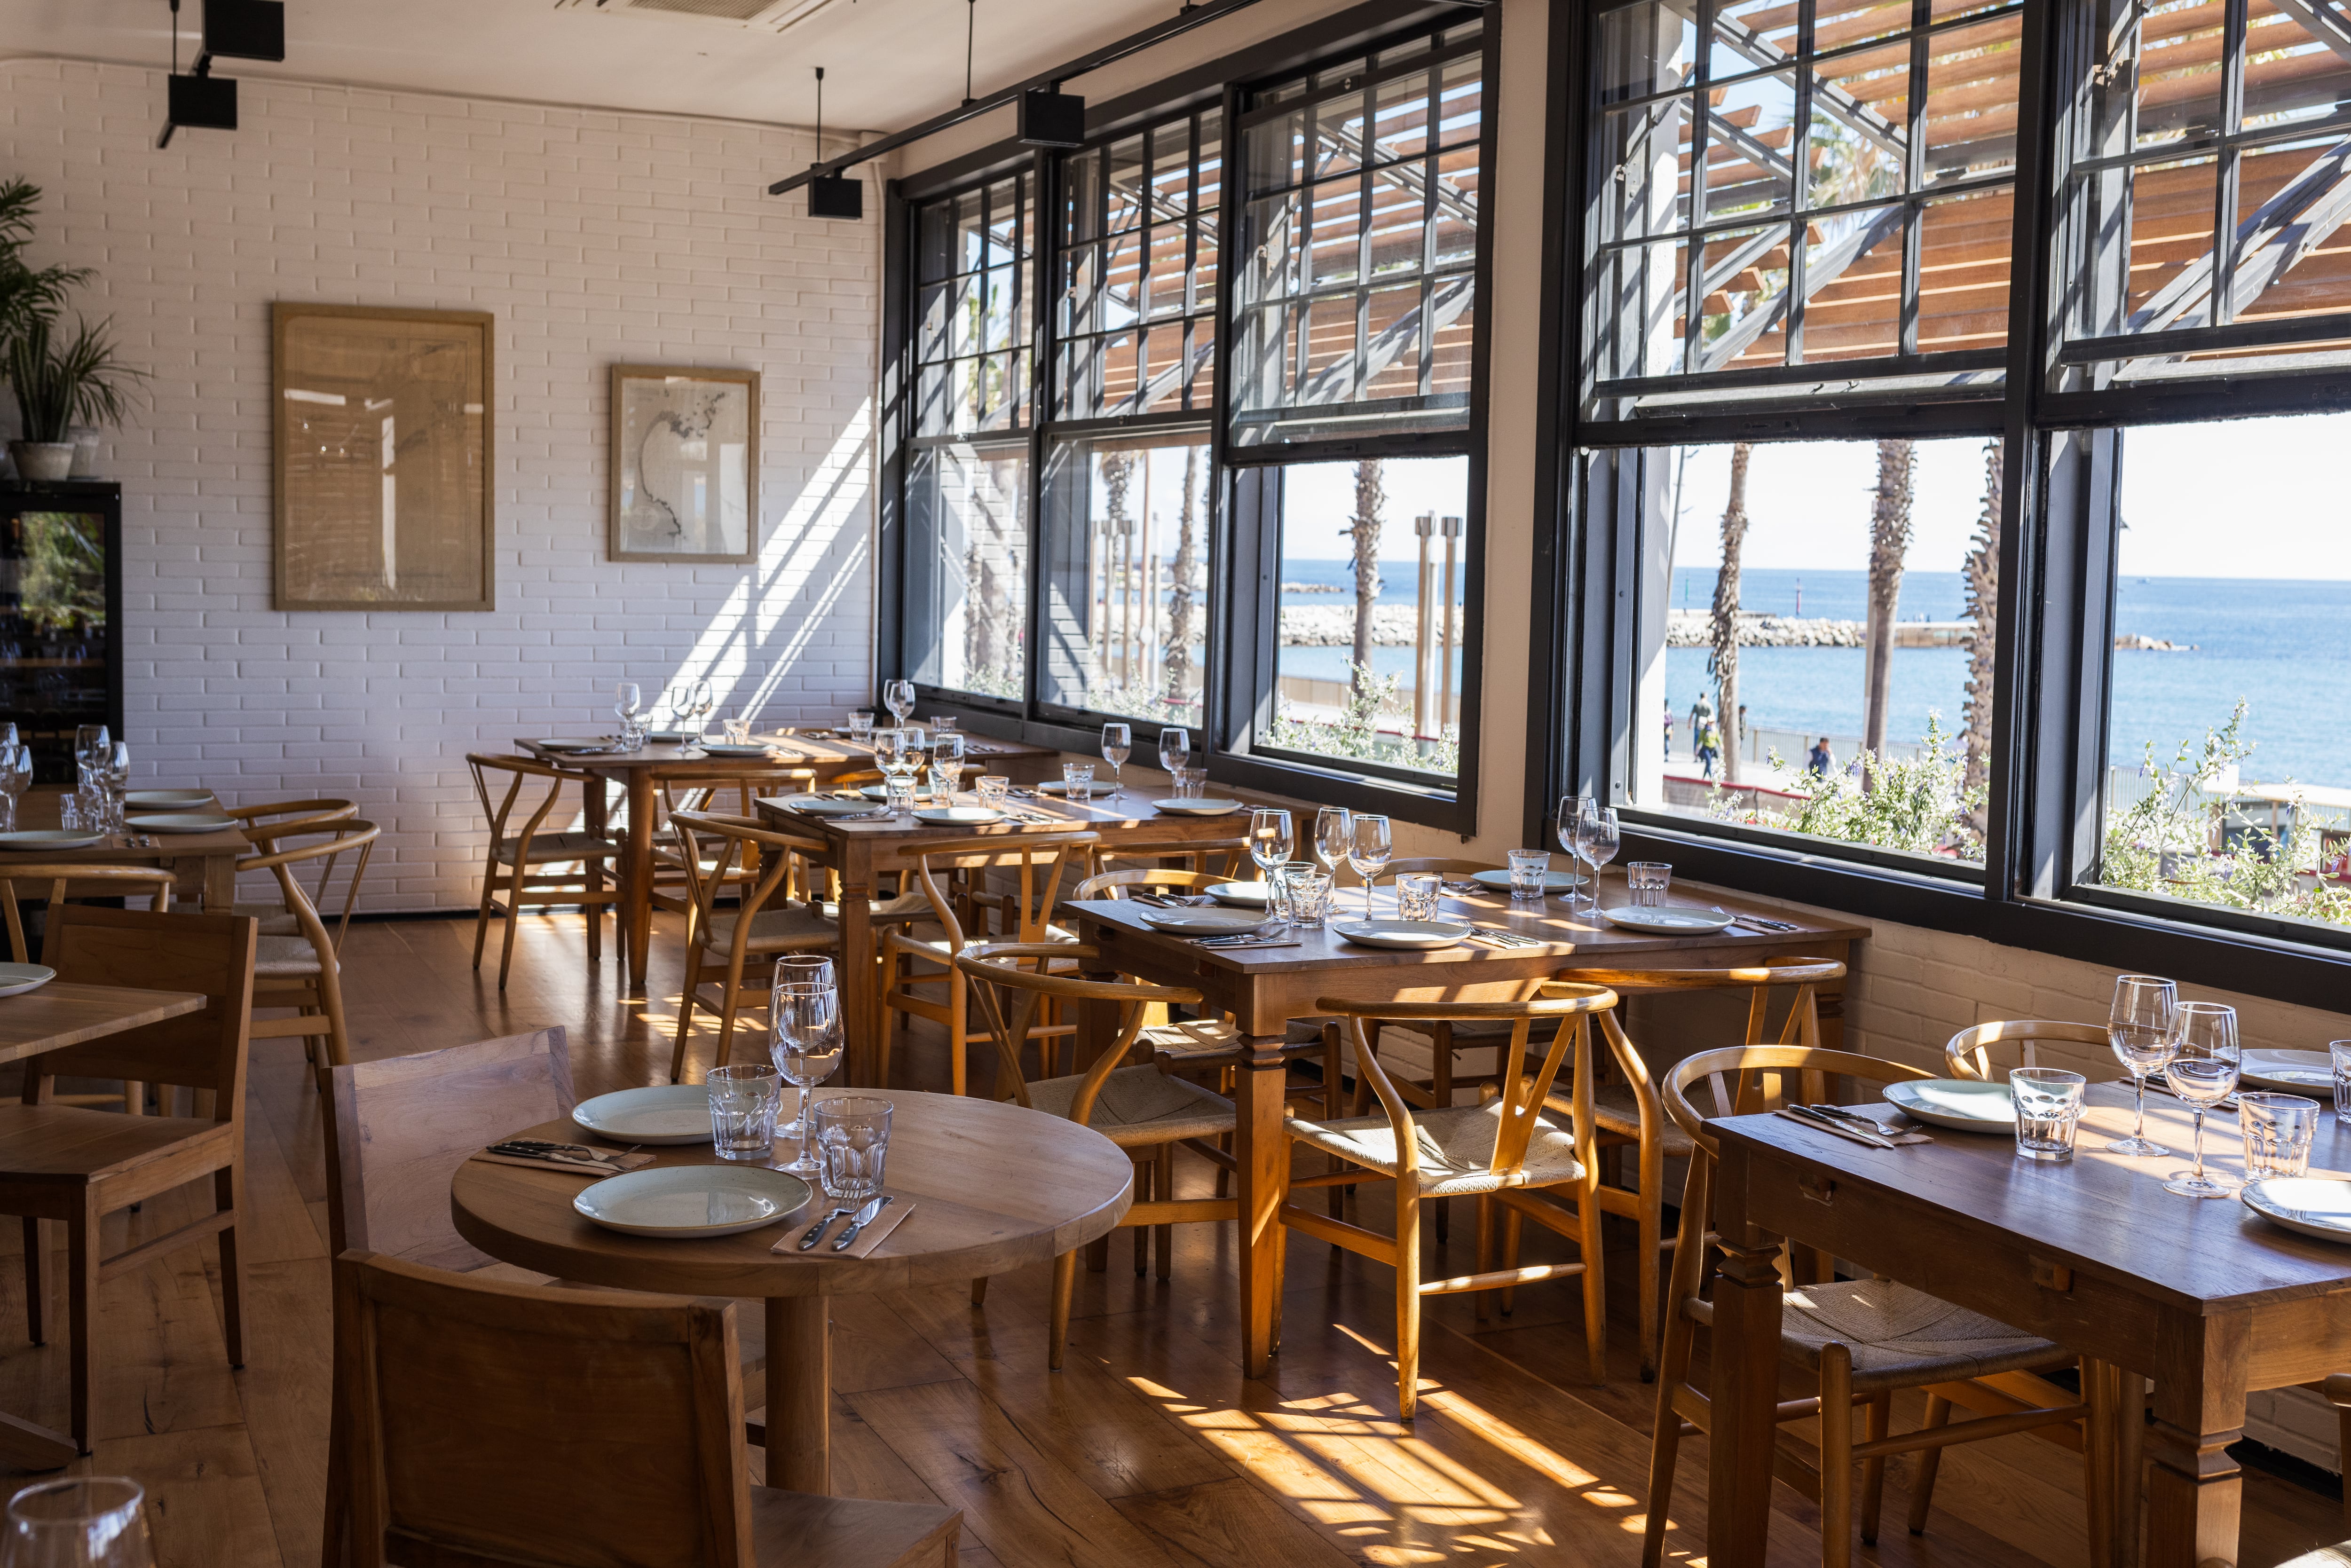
[100, 742, 130, 835]
[1249, 807, 1295, 925]
[1349, 815, 1393, 920]
[1159, 727, 1192, 777]
[883, 679, 916, 727]
[1556, 795, 1596, 911]
[1100, 724, 1131, 796]
[686, 679, 716, 742]
[615, 682, 644, 749]
[2161, 1001, 2241, 1198]
[1577, 807, 1620, 915]
[0, 743, 30, 833]
[1312, 805, 1353, 879]
[2106, 973, 2179, 1157]
[772, 958, 836, 1140]
[772, 982, 844, 1180]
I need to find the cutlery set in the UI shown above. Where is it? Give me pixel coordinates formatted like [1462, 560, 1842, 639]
[796, 1194, 893, 1252]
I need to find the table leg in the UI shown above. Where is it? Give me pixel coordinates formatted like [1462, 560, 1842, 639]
[836, 870, 878, 1087]
[765, 1296, 829, 1494]
[201, 850, 235, 914]
[1236, 1033, 1289, 1379]
[1706, 1145, 1785, 1568]
[2144, 1313, 2246, 1568]
[622, 772, 655, 990]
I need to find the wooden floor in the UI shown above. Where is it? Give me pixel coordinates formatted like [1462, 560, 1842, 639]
[1, 909, 2341, 1567]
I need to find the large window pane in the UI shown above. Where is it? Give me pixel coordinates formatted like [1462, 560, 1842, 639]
[906, 441, 1029, 701]
[1266, 456, 1468, 778]
[2088, 411, 2351, 932]
[1038, 430, 1211, 724]
[913, 173, 1033, 437]
[1617, 437, 1998, 866]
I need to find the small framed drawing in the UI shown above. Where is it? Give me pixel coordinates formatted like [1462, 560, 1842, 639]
[273, 303, 496, 611]
[609, 365, 759, 563]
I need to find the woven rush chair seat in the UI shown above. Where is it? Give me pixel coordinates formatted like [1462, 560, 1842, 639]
[256, 934, 335, 978]
[1286, 1098, 1588, 1197]
[493, 831, 616, 864]
[702, 903, 836, 953]
[229, 902, 301, 937]
[1687, 1276, 2067, 1391]
[1026, 1067, 1235, 1148]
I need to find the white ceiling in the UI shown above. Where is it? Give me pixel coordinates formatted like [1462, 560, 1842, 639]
[0, 0, 1191, 136]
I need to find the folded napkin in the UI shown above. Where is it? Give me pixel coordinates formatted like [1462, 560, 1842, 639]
[1773, 1106, 1932, 1148]
[1142, 1019, 1241, 1057]
[773, 1198, 915, 1258]
[470, 1140, 656, 1176]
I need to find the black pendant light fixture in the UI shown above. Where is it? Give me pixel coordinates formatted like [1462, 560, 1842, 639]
[158, 0, 285, 149]
[805, 68, 864, 220]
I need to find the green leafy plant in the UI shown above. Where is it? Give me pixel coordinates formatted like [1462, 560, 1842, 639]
[1709, 712, 1985, 860]
[1266, 660, 1460, 776]
[0, 180, 89, 355]
[6, 315, 146, 443]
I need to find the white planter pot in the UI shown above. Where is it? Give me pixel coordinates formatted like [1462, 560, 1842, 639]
[7, 443, 76, 482]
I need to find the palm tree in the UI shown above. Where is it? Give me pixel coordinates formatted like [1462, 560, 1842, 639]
[1962, 439, 2003, 832]
[1164, 446, 1199, 712]
[1343, 459, 1385, 705]
[1862, 439, 1916, 761]
[1708, 443, 1752, 784]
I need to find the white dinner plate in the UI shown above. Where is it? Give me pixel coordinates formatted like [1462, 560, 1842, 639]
[2239, 1049, 2336, 1093]
[695, 742, 773, 757]
[1207, 880, 1272, 908]
[2242, 1177, 2351, 1245]
[573, 1165, 815, 1239]
[772, 795, 883, 818]
[1600, 906, 1737, 935]
[857, 784, 940, 801]
[1036, 780, 1119, 797]
[571, 1085, 720, 1145]
[913, 805, 1002, 824]
[0, 830, 105, 851]
[1468, 867, 1585, 892]
[1139, 908, 1271, 937]
[536, 737, 615, 753]
[125, 790, 214, 810]
[127, 813, 237, 835]
[1883, 1078, 2015, 1132]
[0, 963, 55, 999]
[1331, 918, 1473, 951]
[1152, 798, 1245, 817]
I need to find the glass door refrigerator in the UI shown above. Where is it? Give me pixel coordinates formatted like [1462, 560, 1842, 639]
[0, 482, 123, 785]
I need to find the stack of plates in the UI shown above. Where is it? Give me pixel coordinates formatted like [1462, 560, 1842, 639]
[1331, 919, 1471, 951]
[126, 790, 214, 810]
[1599, 906, 1736, 935]
[1152, 798, 1244, 817]
[571, 1085, 718, 1145]
[128, 813, 236, 835]
[1138, 908, 1269, 938]
[912, 805, 1001, 824]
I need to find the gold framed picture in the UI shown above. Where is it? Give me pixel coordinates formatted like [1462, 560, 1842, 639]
[272, 303, 495, 612]
[608, 365, 759, 563]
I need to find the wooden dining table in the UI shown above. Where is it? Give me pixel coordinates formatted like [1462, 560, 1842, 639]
[1068, 876, 1869, 1380]
[449, 1087, 1132, 1494]
[749, 788, 1262, 1085]
[0, 789, 247, 912]
[519, 732, 1059, 987]
[0, 979, 210, 1467]
[1705, 1079, 2351, 1568]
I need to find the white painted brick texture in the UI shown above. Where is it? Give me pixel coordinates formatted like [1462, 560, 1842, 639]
[1, 59, 876, 911]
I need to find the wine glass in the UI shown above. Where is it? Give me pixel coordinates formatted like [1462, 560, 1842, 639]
[2161, 1001, 2241, 1198]
[686, 679, 716, 742]
[929, 731, 966, 797]
[100, 742, 130, 835]
[1249, 807, 1295, 925]
[1312, 806, 1353, 879]
[0, 744, 30, 834]
[883, 678, 916, 726]
[772, 982, 844, 1179]
[1577, 807, 1620, 915]
[2106, 974, 2178, 1157]
[2, 1477, 154, 1567]
[1556, 794, 1595, 904]
[1349, 815, 1393, 920]
[1100, 723, 1131, 796]
[1159, 726, 1192, 776]
[771, 957, 836, 1138]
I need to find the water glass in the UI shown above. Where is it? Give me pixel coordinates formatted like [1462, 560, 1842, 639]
[4, 1477, 153, 1567]
[2009, 1067, 2088, 1163]
[2241, 1092, 2320, 1179]
[977, 775, 1011, 810]
[1395, 872, 1443, 922]
[57, 797, 80, 833]
[2330, 1040, 2351, 1122]
[2162, 1001, 2242, 1198]
[1507, 849, 1551, 903]
[848, 709, 876, 742]
[618, 716, 650, 751]
[1062, 763, 1096, 796]
[930, 715, 959, 737]
[1627, 862, 1673, 906]
[815, 1096, 894, 1204]
[1171, 766, 1207, 799]
[1280, 865, 1334, 926]
[722, 717, 752, 746]
[707, 1064, 782, 1161]
[0, 744, 28, 833]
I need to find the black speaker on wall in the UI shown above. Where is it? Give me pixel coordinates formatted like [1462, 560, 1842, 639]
[202, 0, 285, 61]
[166, 72, 238, 131]
[809, 173, 863, 220]
[1017, 88, 1087, 149]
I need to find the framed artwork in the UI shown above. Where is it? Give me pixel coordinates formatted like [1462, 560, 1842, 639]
[609, 365, 759, 563]
[272, 303, 495, 612]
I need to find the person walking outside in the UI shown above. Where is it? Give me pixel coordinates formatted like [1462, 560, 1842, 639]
[1807, 736, 1835, 778]
[1697, 717, 1721, 780]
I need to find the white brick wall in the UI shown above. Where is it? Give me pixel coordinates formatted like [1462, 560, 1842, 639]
[1, 58, 876, 911]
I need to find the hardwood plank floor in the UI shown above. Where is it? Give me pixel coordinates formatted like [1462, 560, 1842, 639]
[0, 907, 2337, 1567]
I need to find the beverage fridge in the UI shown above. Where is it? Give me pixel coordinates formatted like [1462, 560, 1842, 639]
[0, 482, 123, 786]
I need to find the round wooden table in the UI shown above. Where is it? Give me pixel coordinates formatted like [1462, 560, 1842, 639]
[450, 1087, 1133, 1492]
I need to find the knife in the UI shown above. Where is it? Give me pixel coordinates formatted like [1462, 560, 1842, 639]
[795, 1206, 855, 1250]
[1783, 1104, 1898, 1148]
[831, 1194, 894, 1252]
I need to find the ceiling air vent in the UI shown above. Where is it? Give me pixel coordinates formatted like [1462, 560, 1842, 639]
[624, 0, 781, 21]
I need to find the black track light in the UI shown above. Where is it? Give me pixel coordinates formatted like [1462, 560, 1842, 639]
[1017, 86, 1086, 148]
[806, 68, 864, 220]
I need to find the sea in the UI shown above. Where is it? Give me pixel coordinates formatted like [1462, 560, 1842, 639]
[1271, 559, 2351, 787]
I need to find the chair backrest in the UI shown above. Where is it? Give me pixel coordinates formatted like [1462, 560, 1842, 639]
[1384, 857, 1498, 877]
[954, 943, 1202, 1121]
[1072, 867, 1229, 900]
[906, 831, 1100, 953]
[226, 797, 360, 851]
[239, 819, 381, 961]
[1663, 1043, 1935, 1162]
[1091, 837, 1249, 878]
[28, 906, 257, 1117]
[333, 1251, 755, 1568]
[661, 771, 818, 821]
[667, 812, 828, 958]
[323, 1028, 574, 1265]
[0, 863, 175, 963]
[1945, 1019, 2111, 1081]
[465, 753, 575, 859]
[1317, 986, 1620, 1183]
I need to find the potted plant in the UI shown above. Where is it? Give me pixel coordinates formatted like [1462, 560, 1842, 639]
[5, 316, 144, 481]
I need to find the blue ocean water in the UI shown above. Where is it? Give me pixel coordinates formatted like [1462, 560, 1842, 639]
[1276, 556, 1464, 692]
[1665, 567, 2351, 786]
